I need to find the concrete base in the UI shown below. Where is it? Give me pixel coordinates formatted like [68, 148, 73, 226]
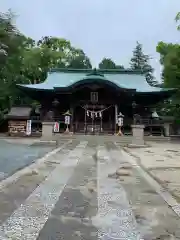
[164, 123, 170, 137]
[41, 122, 54, 140]
[131, 124, 145, 146]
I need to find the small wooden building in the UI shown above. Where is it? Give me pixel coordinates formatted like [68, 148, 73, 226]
[6, 106, 32, 136]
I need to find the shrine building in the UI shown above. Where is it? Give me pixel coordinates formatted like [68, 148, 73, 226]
[7, 68, 175, 137]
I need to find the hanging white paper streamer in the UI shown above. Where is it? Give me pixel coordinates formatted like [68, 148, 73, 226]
[86, 109, 104, 118]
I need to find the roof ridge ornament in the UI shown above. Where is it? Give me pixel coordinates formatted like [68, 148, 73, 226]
[86, 68, 104, 77]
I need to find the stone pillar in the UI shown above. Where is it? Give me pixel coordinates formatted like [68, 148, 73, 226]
[41, 121, 54, 140]
[164, 123, 170, 137]
[131, 124, 145, 146]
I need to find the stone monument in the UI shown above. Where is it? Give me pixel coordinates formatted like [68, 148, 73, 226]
[41, 110, 54, 139]
[130, 114, 145, 146]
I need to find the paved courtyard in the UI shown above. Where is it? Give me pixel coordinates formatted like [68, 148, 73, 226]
[0, 137, 180, 239]
[0, 139, 55, 180]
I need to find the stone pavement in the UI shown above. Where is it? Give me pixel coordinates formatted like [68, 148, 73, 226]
[0, 138, 180, 239]
[0, 139, 55, 180]
[124, 141, 180, 203]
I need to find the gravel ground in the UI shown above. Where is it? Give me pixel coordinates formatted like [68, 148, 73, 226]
[1, 137, 180, 239]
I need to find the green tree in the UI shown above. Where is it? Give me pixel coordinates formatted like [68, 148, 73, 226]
[156, 41, 180, 117]
[0, 11, 20, 66]
[175, 12, 180, 30]
[0, 11, 26, 114]
[98, 58, 124, 69]
[21, 37, 92, 82]
[130, 42, 157, 86]
[67, 49, 92, 69]
[155, 13, 180, 117]
[20, 36, 68, 84]
[156, 41, 180, 87]
[0, 11, 94, 120]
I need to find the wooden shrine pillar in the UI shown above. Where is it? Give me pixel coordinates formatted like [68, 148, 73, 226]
[70, 105, 74, 133]
[84, 104, 87, 134]
[114, 104, 118, 134]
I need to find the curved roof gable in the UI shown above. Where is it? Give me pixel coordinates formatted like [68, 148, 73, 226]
[17, 68, 171, 93]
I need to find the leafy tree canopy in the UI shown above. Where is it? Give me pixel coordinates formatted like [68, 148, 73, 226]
[67, 49, 92, 69]
[175, 12, 180, 30]
[130, 41, 158, 86]
[98, 58, 124, 70]
[0, 11, 93, 120]
[156, 16, 180, 118]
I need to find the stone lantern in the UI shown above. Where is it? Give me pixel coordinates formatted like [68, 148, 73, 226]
[116, 112, 124, 136]
[52, 99, 59, 121]
[63, 110, 72, 134]
[152, 110, 159, 119]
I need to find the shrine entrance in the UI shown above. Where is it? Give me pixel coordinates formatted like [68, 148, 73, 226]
[73, 104, 115, 134]
[70, 78, 121, 134]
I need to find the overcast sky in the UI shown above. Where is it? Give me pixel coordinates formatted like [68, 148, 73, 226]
[1, 0, 180, 81]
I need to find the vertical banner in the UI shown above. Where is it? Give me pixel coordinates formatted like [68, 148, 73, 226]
[65, 116, 70, 125]
[26, 120, 32, 136]
[54, 122, 60, 133]
[118, 118, 123, 126]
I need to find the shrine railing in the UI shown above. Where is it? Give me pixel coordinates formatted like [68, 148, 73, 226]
[124, 118, 164, 126]
[31, 116, 41, 120]
[30, 116, 166, 126]
[30, 115, 64, 122]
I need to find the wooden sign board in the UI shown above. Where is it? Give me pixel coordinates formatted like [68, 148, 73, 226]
[8, 120, 26, 134]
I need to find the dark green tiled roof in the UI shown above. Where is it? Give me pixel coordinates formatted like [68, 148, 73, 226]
[18, 68, 172, 93]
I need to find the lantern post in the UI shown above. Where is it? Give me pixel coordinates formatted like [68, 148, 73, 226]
[116, 112, 124, 136]
[63, 110, 72, 134]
